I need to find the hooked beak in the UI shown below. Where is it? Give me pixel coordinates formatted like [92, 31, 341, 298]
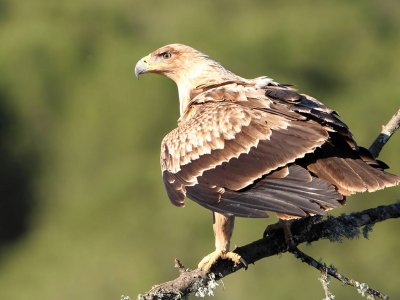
[134, 54, 151, 78]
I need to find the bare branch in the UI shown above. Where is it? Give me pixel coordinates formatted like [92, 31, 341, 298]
[369, 108, 400, 158]
[290, 247, 389, 300]
[138, 202, 400, 300]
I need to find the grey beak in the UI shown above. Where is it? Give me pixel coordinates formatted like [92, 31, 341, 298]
[134, 57, 149, 78]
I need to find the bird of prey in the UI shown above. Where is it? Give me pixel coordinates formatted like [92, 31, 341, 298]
[135, 44, 400, 271]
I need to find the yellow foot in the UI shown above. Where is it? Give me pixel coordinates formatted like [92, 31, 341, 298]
[198, 249, 246, 272]
[263, 219, 296, 248]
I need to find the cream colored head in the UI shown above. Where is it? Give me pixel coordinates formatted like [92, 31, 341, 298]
[135, 44, 239, 115]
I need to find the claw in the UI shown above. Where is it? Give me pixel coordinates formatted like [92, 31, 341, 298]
[263, 219, 296, 249]
[198, 249, 246, 272]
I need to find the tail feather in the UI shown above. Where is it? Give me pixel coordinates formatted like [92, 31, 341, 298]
[307, 156, 400, 196]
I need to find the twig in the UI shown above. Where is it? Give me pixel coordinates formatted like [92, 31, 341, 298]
[174, 259, 187, 274]
[319, 269, 334, 300]
[369, 108, 400, 158]
[290, 246, 389, 300]
[137, 202, 400, 300]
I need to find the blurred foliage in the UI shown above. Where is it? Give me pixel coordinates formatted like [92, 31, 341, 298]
[0, 0, 399, 299]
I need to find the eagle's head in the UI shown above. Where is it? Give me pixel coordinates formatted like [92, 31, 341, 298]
[134, 44, 207, 81]
[135, 44, 240, 115]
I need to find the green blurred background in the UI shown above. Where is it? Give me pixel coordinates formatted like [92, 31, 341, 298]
[0, 0, 399, 299]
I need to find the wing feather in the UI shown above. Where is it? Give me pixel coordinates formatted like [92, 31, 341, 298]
[187, 165, 343, 217]
[161, 86, 330, 206]
[160, 82, 399, 214]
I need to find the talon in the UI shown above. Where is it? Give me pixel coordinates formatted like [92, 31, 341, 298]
[239, 256, 248, 270]
[198, 250, 246, 272]
[264, 219, 296, 249]
[263, 223, 277, 238]
[223, 251, 243, 266]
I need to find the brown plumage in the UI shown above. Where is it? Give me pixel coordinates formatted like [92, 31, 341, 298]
[135, 44, 400, 270]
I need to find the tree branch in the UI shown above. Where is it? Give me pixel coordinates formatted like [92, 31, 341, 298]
[138, 202, 400, 300]
[290, 246, 389, 300]
[369, 108, 400, 158]
[137, 108, 400, 300]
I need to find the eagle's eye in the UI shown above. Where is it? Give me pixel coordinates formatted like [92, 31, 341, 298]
[160, 51, 172, 59]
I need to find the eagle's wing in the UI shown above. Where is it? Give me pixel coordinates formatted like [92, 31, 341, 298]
[161, 84, 337, 215]
[263, 84, 399, 196]
[161, 83, 399, 217]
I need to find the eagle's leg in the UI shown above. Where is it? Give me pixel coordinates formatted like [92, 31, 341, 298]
[263, 214, 298, 248]
[198, 212, 245, 272]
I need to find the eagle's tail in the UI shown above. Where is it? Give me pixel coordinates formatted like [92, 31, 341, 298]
[306, 145, 400, 196]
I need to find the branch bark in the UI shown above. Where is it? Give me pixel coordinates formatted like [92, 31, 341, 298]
[369, 108, 400, 158]
[138, 203, 400, 300]
[138, 107, 400, 300]
[290, 246, 389, 299]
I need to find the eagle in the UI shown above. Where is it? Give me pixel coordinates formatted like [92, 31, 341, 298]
[135, 44, 400, 271]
